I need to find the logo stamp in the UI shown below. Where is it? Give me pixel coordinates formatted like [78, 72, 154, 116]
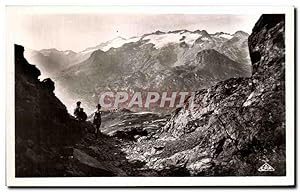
[258, 162, 275, 172]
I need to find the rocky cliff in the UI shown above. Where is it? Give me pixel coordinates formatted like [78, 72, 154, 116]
[15, 44, 84, 145]
[15, 44, 88, 176]
[121, 14, 286, 176]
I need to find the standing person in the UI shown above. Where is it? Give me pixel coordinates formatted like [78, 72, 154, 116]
[93, 104, 102, 138]
[78, 108, 87, 122]
[74, 101, 87, 134]
[74, 101, 81, 119]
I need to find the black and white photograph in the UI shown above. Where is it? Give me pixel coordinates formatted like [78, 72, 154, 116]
[5, 5, 295, 187]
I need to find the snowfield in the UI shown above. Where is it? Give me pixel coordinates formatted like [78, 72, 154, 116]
[102, 36, 141, 51]
[143, 32, 202, 49]
[218, 33, 233, 39]
[79, 30, 237, 54]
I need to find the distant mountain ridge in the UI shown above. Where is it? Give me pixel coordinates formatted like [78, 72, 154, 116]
[25, 48, 88, 78]
[25, 29, 250, 75]
[24, 29, 252, 113]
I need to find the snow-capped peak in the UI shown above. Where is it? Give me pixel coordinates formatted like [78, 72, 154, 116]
[142, 31, 203, 49]
[233, 30, 249, 38]
[80, 29, 247, 54]
[219, 33, 233, 39]
[101, 36, 140, 51]
[80, 36, 141, 54]
[213, 32, 233, 39]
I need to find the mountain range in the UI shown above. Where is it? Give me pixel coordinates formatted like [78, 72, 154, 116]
[25, 29, 252, 113]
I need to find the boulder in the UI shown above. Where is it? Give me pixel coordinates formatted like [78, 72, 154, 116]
[73, 149, 127, 176]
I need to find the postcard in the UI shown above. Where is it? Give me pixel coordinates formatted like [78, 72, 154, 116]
[6, 5, 295, 187]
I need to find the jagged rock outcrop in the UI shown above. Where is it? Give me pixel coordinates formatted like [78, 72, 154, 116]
[15, 44, 88, 176]
[122, 14, 286, 176]
[15, 44, 84, 146]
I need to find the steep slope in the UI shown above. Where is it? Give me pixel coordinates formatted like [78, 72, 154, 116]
[194, 49, 250, 79]
[15, 44, 85, 176]
[15, 45, 84, 147]
[15, 45, 130, 177]
[120, 14, 286, 176]
[218, 31, 250, 64]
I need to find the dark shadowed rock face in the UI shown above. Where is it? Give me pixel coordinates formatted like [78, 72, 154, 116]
[122, 14, 286, 176]
[15, 45, 86, 176]
[15, 44, 84, 146]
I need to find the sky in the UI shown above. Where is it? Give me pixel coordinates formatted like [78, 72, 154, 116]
[7, 7, 261, 52]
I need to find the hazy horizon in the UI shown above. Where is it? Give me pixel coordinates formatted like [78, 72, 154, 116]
[7, 9, 261, 52]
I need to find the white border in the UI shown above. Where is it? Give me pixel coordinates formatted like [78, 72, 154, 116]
[5, 5, 295, 187]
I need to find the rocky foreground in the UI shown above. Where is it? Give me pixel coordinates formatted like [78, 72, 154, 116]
[15, 14, 285, 177]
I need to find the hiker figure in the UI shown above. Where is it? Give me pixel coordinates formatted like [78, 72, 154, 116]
[74, 101, 81, 119]
[78, 108, 87, 122]
[93, 104, 102, 138]
[74, 101, 87, 122]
